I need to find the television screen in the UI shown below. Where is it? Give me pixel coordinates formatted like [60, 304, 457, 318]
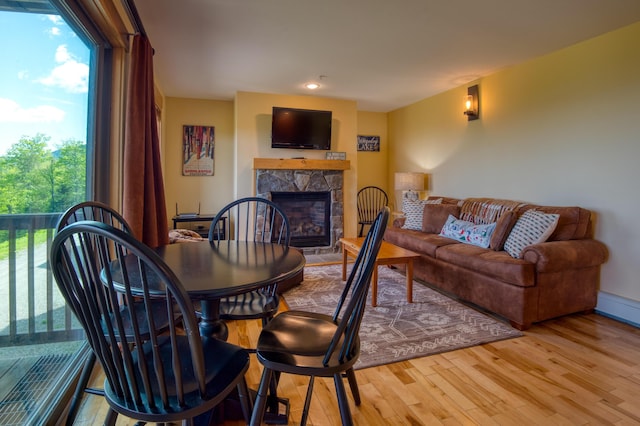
[271, 107, 332, 150]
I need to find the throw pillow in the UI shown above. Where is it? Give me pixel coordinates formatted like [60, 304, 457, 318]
[422, 204, 461, 234]
[439, 214, 497, 248]
[503, 210, 560, 258]
[401, 198, 442, 230]
[489, 211, 517, 251]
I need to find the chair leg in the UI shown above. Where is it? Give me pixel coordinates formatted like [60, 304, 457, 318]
[250, 367, 273, 426]
[333, 373, 354, 426]
[358, 224, 364, 237]
[65, 351, 97, 426]
[300, 376, 315, 426]
[237, 377, 253, 424]
[103, 407, 118, 426]
[345, 368, 361, 405]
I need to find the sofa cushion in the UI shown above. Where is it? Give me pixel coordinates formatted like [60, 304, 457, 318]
[435, 243, 536, 287]
[439, 215, 497, 248]
[504, 210, 560, 258]
[522, 205, 592, 241]
[421, 204, 461, 233]
[384, 226, 457, 258]
[401, 198, 442, 230]
[489, 210, 517, 251]
[459, 197, 525, 224]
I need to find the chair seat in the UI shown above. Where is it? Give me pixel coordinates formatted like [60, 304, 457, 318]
[102, 299, 174, 340]
[256, 310, 359, 375]
[105, 334, 250, 421]
[219, 291, 279, 320]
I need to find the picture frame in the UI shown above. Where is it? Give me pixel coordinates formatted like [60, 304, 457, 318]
[357, 135, 380, 152]
[182, 125, 215, 176]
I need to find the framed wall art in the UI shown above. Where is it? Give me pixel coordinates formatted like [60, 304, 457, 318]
[357, 135, 380, 152]
[182, 125, 215, 176]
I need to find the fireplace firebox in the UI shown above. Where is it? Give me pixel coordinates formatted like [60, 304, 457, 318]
[271, 191, 331, 247]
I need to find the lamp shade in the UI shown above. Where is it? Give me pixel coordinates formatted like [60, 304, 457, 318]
[394, 172, 425, 191]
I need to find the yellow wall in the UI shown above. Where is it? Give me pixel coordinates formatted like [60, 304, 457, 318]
[163, 97, 235, 216]
[234, 91, 359, 237]
[388, 22, 640, 310]
[356, 110, 389, 202]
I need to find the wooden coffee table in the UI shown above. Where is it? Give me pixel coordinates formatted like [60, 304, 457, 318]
[339, 237, 421, 307]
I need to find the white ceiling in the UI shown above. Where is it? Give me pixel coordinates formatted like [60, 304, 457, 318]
[134, 0, 640, 112]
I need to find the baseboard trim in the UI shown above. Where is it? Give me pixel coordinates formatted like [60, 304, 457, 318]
[596, 291, 640, 328]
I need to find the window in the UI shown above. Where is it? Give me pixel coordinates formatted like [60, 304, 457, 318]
[0, 0, 113, 422]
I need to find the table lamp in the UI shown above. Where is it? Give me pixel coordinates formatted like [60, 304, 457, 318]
[394, 172, 425, 210]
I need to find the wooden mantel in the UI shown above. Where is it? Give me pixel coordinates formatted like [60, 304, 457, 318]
[254, 158, 350, 171]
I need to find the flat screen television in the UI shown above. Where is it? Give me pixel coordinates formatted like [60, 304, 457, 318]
[271, 107, 332, 150]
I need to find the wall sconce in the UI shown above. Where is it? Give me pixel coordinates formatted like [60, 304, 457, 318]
[394, 172, 425, 210]
[463, 84, 479, 121]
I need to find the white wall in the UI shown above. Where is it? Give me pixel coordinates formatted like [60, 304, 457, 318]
[388, 22, 640, 325]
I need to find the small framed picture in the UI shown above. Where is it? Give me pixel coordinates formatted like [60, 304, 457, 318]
[357, 135, 380, 152]
[326, 151, 347, 160]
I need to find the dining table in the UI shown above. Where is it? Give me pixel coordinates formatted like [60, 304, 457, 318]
[110, 239, 306, 341]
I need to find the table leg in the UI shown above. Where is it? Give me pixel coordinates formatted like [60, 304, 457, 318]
[342, 247, 348, 281]
[199, 299, 229, 341]
[406, 260, 414, 303]
[371, 262, 379, 307]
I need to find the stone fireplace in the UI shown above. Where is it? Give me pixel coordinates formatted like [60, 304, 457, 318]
[254, 158, 350, 254]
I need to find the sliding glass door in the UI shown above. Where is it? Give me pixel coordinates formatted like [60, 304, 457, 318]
[0, 0, 112, 422]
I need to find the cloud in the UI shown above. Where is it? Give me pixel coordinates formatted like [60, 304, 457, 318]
[0, 98, 65, 123]
[37, 45, 88, 93]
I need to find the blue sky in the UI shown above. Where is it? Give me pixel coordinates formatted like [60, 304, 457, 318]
[0, 10, 89, 155]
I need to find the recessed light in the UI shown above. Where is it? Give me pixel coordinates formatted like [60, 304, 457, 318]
[305, 82, 320, 90]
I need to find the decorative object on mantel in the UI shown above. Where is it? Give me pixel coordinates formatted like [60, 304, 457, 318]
[325, 151, 347, 160]
[357, 135, 380, 152]
[182, 125, 215, 176]
[283, 264, 522, 369]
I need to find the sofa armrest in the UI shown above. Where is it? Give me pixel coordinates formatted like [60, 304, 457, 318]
[522, 239, 608, 272]
[393, 217, 406, 228]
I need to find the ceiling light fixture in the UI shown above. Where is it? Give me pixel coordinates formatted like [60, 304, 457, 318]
[305, 82, 320, 90]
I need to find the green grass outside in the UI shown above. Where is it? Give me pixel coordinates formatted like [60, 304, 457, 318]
[0, 230, 49, 261]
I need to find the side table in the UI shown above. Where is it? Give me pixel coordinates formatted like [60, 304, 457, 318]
[172, 214, 226, 239]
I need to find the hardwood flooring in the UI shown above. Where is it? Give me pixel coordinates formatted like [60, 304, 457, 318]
[71, 309, 640, 425]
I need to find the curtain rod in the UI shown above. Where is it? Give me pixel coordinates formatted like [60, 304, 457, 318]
[123, 0, 147, 36]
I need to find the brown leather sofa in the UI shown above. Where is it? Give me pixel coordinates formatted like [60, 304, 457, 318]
[384, 196, 608, 330]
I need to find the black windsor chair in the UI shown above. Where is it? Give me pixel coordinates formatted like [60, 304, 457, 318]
[50, 221, 252, 425]
[250, 206, 390, 426]
[356, 186, 388, 236]
[208, 197, 291, 332]
[56, 201, 138, 424]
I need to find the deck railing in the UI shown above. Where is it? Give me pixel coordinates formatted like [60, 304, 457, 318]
[0, 213, 84, 347]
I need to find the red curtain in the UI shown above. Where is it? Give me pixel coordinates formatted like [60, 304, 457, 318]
[123, 34, 169, 247]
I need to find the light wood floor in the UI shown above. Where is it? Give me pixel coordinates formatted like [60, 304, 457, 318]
[71, 300, 640, 425]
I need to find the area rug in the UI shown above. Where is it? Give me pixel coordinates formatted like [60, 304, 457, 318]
[282, 264, 523, 370]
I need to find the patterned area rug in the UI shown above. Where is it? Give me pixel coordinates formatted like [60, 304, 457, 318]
[283, 264, 523, 370]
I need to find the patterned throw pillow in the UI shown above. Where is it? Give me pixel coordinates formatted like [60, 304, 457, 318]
[439, 214, 497, 248]
[503, 210, 560, 258]
[401, 198, 442, 230]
